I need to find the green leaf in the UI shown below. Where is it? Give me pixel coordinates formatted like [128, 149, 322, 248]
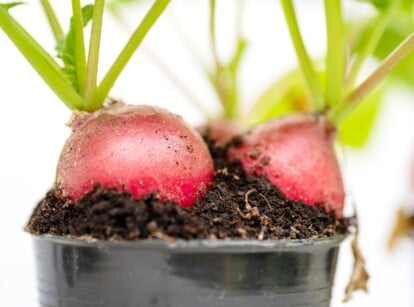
[106, 0, 146, 17]
[353, 11, 414, 87]
[358, 0, 413, 12]
[248, 65, 384, 147]
[374, 24, 414, 86]
[338, 86, 384, 147]
[0, 5, 83, 109]
[56, 5, 94, 92]
[108, 0, 144, 4]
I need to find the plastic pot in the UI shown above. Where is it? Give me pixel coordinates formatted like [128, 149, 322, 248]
[32, 235, 344, 307]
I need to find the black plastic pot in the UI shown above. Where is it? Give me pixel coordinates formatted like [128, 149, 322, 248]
[32, 235, 344, 307]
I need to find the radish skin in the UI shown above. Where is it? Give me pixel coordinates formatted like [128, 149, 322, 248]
[228, 114, 345, 217]
[56, 104, 214, 207]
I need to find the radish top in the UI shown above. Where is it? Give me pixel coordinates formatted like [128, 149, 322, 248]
[1, 1, 414, 122]
[0, 0, 170, 112]
[280, 0, 414, 124]
[157, 1, 414, 134]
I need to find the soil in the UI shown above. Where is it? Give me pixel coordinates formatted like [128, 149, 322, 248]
[26, 137, 349, 241]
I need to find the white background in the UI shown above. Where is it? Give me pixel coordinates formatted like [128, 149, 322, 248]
[1, 1, 414, 306]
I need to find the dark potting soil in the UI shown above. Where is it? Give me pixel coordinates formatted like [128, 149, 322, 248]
[26, 138, 348, 241]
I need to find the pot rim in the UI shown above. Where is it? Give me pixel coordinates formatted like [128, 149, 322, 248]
[31, 234, 346, 253]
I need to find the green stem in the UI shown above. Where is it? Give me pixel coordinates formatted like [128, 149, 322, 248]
[97, 0, 171, 105]
[171, 14, 222, 114]
[346, 3, 396, 91]
[281, 0, 324, 110]
[324, 0, 344, 107]
[39, 0, 63, 41]
[209, 0, 247, 120]
[222, 37, 247, 120]
[235, 0, 244, 37]
[109, 14, 212, 119]
[222, 0, 246, 120]
[328, 32, 414, 122]
[0, 6, 82, 109]
[209, 0, 228, 116]
[71, 0, 88, 95]
[170, 15, 210, 75]
[209, 0, 220, 68]
[83, 0, 105, 111]
[141, 46, 213, 119]
[220, 72, 238, 120]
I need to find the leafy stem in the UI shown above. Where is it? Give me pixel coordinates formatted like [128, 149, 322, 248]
[0, 0, 170, 112]
[83, 0, 105, 111]
[71, 0, 88, 95]
[208, 0, 232, 118]
[170, 14, 210, 75]
[97, 0, 171, 104]
[328, 32, 414, 122]
[345, 2, 397, 91]
[209, 0, 219, 69]
[39, 0, 63, 41]
[324, 0, 344, 107]
[148, 48, 214, 118]
[281, 0, 324, 110]
[0, 5, 83, 109]
[208, 0, 246, 120]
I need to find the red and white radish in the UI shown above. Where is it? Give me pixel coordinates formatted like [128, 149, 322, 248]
[56, 104, 214, 207]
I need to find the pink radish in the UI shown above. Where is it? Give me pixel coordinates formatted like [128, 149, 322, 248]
[56, 104, 214, 207]
[228, 114, 345, 217]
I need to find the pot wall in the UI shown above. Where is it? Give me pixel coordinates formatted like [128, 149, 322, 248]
[33, 236, 344, 307]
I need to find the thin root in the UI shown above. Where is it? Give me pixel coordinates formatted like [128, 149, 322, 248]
[244, 189, 256, 209]
[343, 230, 369, 302]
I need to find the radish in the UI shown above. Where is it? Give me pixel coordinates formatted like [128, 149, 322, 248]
[0, 0, 216, 207]
[228, 115, 344, 216]
[227, 0, 414, 219]
[57, 104, 213, 206]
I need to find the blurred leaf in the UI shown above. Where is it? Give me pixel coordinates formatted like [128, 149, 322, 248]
[338, 87, 384, 147]
[56, 5, 93, 91]
[358, 0, 413, 12]
[106, 0, 146, 16]
[247, 69, 324, 127]
[374, 23, 414, 86]
[350, 6, 414, 87]
[248, 66, 383, 148]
